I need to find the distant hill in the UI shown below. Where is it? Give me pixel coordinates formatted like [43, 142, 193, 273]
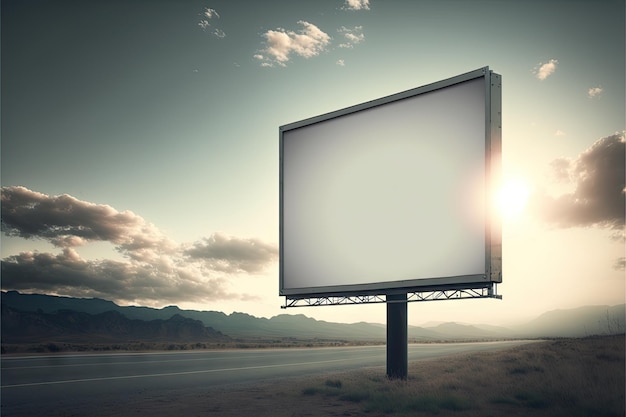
[1, 291, 120, 315]
[2, 291, 624, 342]
[1, 303, 230, 344]
[1, 291, 493, 341]
[1, 291, 390, 340]
[514, 304, 625, 338]
[426, 322, 512, 339]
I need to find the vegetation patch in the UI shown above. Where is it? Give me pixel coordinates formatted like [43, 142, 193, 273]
[324, 379, 342, 388]
[489, 395, 519, 406]
[299, 335, 624, 416]
[402, 396, 440, 413]
[438, 395, 474, 411]
[339, 390, 371, 403]
[304, 374, 476, 414]
[301, 387, 320, 396]
[507, 365, 544, 375]
[514, 391, 551, 409]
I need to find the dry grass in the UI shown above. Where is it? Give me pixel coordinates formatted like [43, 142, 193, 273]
[1, 338, 376, 355]
[290, 335, 625, 417]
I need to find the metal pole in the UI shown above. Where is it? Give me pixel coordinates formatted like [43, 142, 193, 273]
[386, 292, 408, 379]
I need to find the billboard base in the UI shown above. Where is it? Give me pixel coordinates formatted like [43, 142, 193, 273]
[281, 283, 501, 308]
[387, 293, 408, 380]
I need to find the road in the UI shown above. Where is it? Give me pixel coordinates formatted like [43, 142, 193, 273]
[2, 341, 532, 416]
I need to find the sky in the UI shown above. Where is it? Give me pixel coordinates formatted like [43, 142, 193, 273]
[2, 0, 624, 327]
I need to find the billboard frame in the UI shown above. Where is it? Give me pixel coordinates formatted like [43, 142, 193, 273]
[279, 67, 501, 300]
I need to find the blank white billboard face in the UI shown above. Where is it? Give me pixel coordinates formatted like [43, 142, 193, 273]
[281, 69, 500, 296]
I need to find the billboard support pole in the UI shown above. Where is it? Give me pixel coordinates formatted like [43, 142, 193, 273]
[386, 293, 408, 380]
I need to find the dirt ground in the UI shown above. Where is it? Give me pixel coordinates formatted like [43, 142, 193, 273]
[86, 371, 376, 417]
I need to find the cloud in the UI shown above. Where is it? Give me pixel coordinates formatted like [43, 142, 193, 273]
[185, 233, 278, 274]
[609, 230, 625, 242]
[1, 187, 277, 305]
[534, 59, 558, 80]
[533, 132, 625, 230]
[588, 87, 603, 98]
[336, 59, 346, 66]
[0, 248, 236, 305]
[555, 129, 566, 137]
[343, 0, 370, 10]
[1, 186, 175, 262]
[202, 8, 220, 19]
[212, 28, 226, 38]
[338, 26, 365, 48]
[614, 257, 626, 271]
[198, 7, 225, 38]
[255, 21, 331, 67]
[198, 20, 210, 30]
[549, 157, 573, 183]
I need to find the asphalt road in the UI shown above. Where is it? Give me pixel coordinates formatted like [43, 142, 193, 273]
[2, 341, 532, 416]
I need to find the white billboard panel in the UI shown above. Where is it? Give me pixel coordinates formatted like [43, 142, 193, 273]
[280, 67, 501, 297]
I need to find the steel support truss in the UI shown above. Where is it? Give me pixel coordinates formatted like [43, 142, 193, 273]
[282, 283, 501, 308]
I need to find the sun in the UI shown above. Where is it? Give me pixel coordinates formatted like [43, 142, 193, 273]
[496, 178, 530, 220]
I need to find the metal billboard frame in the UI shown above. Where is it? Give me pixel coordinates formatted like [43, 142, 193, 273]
[279, 67, 502, 305]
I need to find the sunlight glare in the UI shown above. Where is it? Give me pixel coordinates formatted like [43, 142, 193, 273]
[497, 178, 530, 220]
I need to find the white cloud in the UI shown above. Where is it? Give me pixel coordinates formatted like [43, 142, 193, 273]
[198, 20, 210, 30]
[555, 129, 566, 137]
[534, 59, 558, 80]
[343, 0, 370, 10]
[255, 21, 331, 67]
[336, 59, 345, 66]
[338, 26, 364, 48]
[203, 8, 219, 19]
[198, 7, 225, 38]
[588, 87, 603, 98]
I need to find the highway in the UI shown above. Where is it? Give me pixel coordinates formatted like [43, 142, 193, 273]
[2, 341, 532, 416]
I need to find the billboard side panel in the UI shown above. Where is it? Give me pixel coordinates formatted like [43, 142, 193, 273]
[489, 71, 503, 283]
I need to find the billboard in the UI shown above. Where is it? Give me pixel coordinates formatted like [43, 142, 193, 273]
[280, 67, 501, 298]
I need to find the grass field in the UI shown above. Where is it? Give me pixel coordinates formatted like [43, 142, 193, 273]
[293, 335, 624, 417]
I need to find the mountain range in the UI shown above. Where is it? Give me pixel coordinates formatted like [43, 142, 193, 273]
[1, 303, 230, 344]
[2, 291, 624, 345]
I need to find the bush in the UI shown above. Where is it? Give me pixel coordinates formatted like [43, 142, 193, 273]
[324, 379, 342, 388]
[46, 343, 61, 352]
